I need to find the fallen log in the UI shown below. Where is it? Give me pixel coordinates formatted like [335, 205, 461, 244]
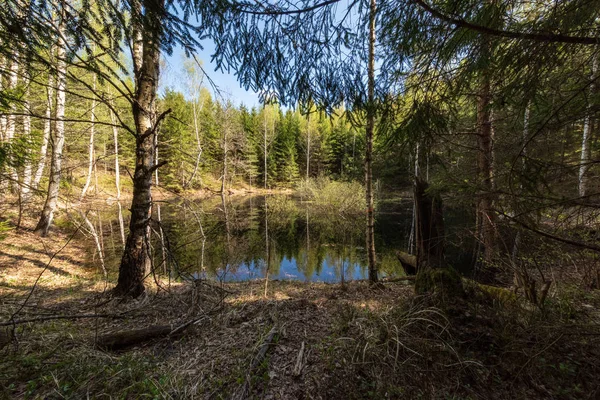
[95, 316, 207, 351]
[395, 251, 417, 276]
[95, 325, 175, 351]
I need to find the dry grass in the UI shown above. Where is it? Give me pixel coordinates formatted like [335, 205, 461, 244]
[1, 214, 600, 399]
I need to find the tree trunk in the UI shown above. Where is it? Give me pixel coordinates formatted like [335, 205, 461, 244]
[113, 0, 163, 297]
[32, 73, 54, 191]
[117, 201, 126, 246]
[186, 98, 203, 188]
[80, 73, 97, 200]
[306, 114, 311, 179]
[221, 123, 228, 194]
[21, 87, 33, 197]
[264, 196, 270, 296]
[0, 55, 6, 140]
[156, 203, 167, 274]
[476, 55, 496, 262]
[512, 100, 531, 262]
[79, 210, 106, 277]
[579, 54, 598, 197]
[414, 178, 445, 270]
[264, 109, 268, 189]
[414, 178, 463, 297]
[34, 8, 67, 236]
[6, 51, 20, 191]
[365, 0, 378, 284]
[110, 108, 121, 199]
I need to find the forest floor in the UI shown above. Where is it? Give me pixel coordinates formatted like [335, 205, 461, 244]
[1, 217, 600, 399]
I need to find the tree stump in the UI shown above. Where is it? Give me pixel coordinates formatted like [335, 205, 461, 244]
[413, 178, 463, 297]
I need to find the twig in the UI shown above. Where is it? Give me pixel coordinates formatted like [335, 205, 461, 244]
[382, 276, 416, 283]
[234, 326, 279, 399]
[0, 313, 127, 326]
[293, 341, 306, 377]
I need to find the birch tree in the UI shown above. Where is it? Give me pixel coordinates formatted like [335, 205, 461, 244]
[31, 73, 54, 192]
[80, 72, 97, 200]
[183, 59, 205, 189]
[578, 52, 598, 198]
[34, 2, 67, 236]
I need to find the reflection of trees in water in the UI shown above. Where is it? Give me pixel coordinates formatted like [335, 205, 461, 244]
[93, 195, 411, 282]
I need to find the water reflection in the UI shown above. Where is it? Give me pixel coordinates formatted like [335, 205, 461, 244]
[85, 195, 425, 283]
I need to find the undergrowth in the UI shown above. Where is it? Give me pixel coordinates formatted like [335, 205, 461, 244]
[1, 335, 173, 399]
[322, 285, 600, 399]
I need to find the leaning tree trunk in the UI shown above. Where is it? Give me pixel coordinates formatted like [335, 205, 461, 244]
[365, 0, 378, 283]
[34, 10, 67, 236]
[113, 0, 163, 297]
[185, 98, 203, 189]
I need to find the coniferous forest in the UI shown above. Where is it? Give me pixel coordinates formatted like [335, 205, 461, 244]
[0, 0, 599, 398]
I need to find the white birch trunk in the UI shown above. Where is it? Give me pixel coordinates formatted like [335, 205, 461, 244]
[6, 52, 20, 191]
[80, 73, 97, 200]
[186, 98, 203, 188]
[21, 87, 33, 196]
[34, 6, 67, 236]
[117, 201, 126, 246]
[110, 108, 121, 199]
[32, 73, 54, 191]
[80, 210, 106, 277]
[579, 55, 598, 197]
[0, 55, 6, 140]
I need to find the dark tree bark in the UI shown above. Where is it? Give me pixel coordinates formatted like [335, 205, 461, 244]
[414, 178, 445, 270]
[414, 178, 463, 297]
[365, 0, 378, 284]
[475, 41, 497, 262]
[113, 0, 163, 297]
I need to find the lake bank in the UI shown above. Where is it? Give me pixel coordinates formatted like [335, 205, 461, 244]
[2, 217, 600, 398]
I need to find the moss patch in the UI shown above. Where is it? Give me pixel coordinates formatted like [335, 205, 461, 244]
[415, 266, 464, 297]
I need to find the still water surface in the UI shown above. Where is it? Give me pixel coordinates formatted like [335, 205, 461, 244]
[84, 195, 471, 283]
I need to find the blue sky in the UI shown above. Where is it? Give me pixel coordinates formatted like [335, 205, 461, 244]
[160, 40, 261, 109]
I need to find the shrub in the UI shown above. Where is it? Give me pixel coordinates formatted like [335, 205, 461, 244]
[296, 176, 367, 215]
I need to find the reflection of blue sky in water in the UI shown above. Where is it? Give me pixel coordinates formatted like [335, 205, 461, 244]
[94, 195, 473, 284]
[213, 257, 371, 283]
